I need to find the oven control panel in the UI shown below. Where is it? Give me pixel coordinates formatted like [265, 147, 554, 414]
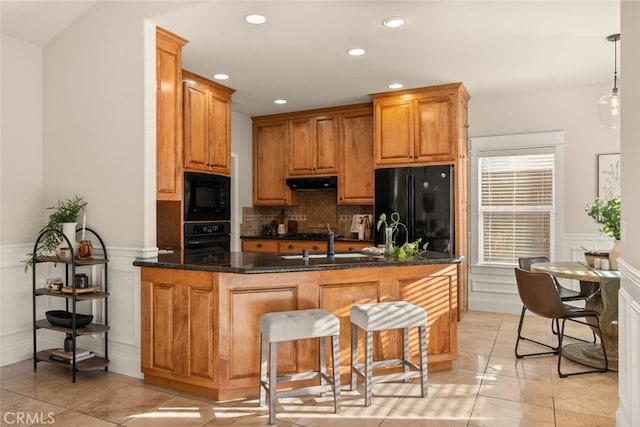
[185, 222, 230, 237]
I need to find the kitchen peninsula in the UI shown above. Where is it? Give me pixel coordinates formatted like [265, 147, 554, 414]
[134, 251, 461, 400]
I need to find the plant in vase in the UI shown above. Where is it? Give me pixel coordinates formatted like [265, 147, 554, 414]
[585, 197, 621, 269]
[376, 212, 428, 260]
[24, 196, 87, 271]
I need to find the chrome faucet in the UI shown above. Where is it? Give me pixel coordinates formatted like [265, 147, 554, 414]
[326, 224, 335, 257]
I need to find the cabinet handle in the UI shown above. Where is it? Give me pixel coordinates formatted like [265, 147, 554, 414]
[459, 154, 466, 159]
[257, 243, 263, 248]
[313, 245, 319, 250]
[288, 245, 294, 249]
[348, 247, 355, 251]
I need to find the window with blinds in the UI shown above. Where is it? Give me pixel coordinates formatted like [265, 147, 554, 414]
[478, 153, 555, 264]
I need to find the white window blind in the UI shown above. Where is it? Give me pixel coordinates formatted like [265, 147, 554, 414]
[478, 153, 555, 264]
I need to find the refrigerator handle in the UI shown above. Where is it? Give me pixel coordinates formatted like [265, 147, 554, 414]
[407, 173, 415, 241]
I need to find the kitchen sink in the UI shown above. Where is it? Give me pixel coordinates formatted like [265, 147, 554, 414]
[281, 253, 371, 260]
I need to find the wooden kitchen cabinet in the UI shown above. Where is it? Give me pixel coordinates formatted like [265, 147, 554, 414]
[183, 70, 235, 176]
[156, 27, 187, 201]
[338, 104, 374, 205]
[141, 268, 216, 391]
[253, 103, 374, 206]
[288, 115, 337, 176]
[241, 239, 326, 253]
[241, 239, 279, 253]
[278, 240, 327, 253]
[252, 119, 299, 206]
[371, 83, 469, 167]
[334, 241, 369, 252]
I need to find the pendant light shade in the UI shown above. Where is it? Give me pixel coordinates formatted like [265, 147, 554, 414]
[599, 33, 620, 129]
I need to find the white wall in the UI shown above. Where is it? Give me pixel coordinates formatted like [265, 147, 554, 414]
[0, 34, 46, 365]
[231, 112, 253, 216]
[42, 2, 149, 249]
[1, 35, 45, 245]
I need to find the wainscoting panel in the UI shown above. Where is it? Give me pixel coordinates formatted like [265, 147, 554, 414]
[0, 244, 145, 379]
[468, 233, 615, 314]
[617, 258, 640, 427]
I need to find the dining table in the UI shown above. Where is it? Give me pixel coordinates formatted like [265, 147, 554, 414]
[530, 261, 620, 371]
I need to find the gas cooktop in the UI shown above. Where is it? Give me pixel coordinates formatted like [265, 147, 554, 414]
[288, 233, 332, 239]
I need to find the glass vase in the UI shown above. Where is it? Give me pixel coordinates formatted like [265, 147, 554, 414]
[384, 227, 394, 257]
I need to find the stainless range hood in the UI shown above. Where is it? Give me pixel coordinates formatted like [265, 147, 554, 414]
[285, 176, 337, 191]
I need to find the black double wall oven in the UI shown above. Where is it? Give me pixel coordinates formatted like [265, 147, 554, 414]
[183, 172, 231, 255]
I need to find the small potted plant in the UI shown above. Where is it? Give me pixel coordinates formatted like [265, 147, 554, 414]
[24, 196, 87, 271]
[585, 197, 621, 269]
[376, 212, 428, 260]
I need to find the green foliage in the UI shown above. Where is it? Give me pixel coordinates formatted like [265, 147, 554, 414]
[24, 196, 87, 271]
[45, 196, 87, 223]
[377, 212, 428, 260]
[585, 197, 621, 240]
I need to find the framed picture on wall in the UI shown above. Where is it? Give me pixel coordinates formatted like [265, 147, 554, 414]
[598, 153, 620, 200]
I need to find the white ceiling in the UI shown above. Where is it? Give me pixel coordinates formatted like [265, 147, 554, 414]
[1, 1, 621, 117]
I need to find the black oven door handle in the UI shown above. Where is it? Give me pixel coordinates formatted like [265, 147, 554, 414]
[186, 239, 218, 248]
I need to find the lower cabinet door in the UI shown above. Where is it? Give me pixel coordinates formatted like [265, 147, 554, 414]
[141, 269, 215, 387]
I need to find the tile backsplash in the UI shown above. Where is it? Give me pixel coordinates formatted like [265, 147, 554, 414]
[240, 190, 373, 237]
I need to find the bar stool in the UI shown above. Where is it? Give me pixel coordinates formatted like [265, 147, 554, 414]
[259, 309, 341, 425]
[350, 301, 428, 407]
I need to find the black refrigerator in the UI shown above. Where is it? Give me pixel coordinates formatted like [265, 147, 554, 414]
[374, 165, 454, 255]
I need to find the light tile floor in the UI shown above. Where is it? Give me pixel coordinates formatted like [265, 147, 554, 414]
[0, 311, 618, 426]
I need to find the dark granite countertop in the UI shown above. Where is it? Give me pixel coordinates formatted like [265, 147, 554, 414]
[133, 250, 463, 274]
[240, 235, 373, 244]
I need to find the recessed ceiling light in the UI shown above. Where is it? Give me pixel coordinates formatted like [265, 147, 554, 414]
[382, 16, 406, 28]
[213, 73, 229, 80]
[274, 99, 287, 105]
[245, 14, 266, 25]
[389, 83, 403, 89]
[347, 48, 366, 56]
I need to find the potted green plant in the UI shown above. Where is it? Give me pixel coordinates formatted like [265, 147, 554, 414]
[376, 212, 428, 260]
[24, 196, 87, 271]
[585, 197, 621, 269]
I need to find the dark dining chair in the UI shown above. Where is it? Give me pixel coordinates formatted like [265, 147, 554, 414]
[518, 256, 595, 344]
[514, 268, 608, 377]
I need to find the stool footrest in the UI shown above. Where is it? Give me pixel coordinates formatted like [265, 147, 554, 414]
[262, 371, 333, 388]
[354, 358, 420, 370]
[352, 359, 422, 383]
[266, 384, 337, 401]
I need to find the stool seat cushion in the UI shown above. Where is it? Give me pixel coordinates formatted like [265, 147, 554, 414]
[260, 309, 340, 342]
[350, 301, 426, 331]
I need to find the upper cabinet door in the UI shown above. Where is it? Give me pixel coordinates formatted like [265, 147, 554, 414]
[288, 115, 337, 176]
[338, 107, 374, 205]
[207, 90, 232, 174]
[414, 94, 455, 162]
[156, 27, 187, 201]
[314, 115, 338, 174]
[288, 117, 313, 175]
[374, 99, 414, 165]
[254, 120, 298, 206]
[183, 84, 209, 171]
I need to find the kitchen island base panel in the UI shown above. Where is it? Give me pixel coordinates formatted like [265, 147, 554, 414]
[140, 261, 457, 399]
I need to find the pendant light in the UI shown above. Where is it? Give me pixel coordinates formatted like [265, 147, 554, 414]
[598, 33, 621, 129]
